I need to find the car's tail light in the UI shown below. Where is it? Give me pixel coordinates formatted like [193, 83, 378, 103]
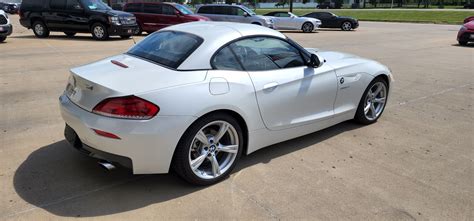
[92, 95, 159, 120]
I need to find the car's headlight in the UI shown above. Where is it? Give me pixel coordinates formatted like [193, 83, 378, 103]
[109, 16, 121, 25]
[460, 26, 467, 31]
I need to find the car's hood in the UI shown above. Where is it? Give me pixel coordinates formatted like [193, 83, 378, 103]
[464, 21, 474, 30]
[68, 54, 207, 111]
[185, 14, 211, 21]
[92, 9, 134, 17]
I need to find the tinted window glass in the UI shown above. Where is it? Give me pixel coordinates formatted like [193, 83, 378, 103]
[50, 0, 66, 9]
[127, 31, 203, 69]
[277, 12, 290, 17]
[197, 6, 212, 14]
[175, 4, 192, 15]
[161, 5, 175, 15]
[230, 37, 305, 71]
[80, 0, 110, 10]
[144, 4, 161, 14]
[124, 3, 142, 13]
[66, 0, 82, 10]
[23, 0, 45, 8]
[214, 6, 226, 15]
[212, 47, 243, 71]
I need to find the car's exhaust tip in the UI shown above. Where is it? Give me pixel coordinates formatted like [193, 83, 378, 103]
[98, 160, 116, 171]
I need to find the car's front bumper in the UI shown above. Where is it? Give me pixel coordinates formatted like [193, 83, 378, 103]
[107, 24, 138, 36]
[0, 24, 12, 36]
[457, 30, 474, 42]
[59, 94, 196, 174]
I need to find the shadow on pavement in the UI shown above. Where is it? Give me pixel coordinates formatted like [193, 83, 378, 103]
[13, 121, 362, 217]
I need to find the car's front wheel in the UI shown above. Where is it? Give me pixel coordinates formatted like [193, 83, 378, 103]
[0, 36, 6, 42]
[32, 21, 50, 38]
[173, 113, 243, 185]
[458, 40, 468, 46]
[302, 22, 314, 33]
[354, 77, 388, 124]
[341, 21, 353, 31]
[91, 23, 109, 41]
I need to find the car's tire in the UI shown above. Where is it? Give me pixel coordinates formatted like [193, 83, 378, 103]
[91, 23, 109, 41]
[354, 77, 388, 125]
[0, 36, 6, 42]
[341, 21, 353, 31]
[64, 32, 76, 37]
[120, 35, 131, 39]
[301, 22, 314, 33]
[32, 21, 50, 38]
[458, 40, 468, 46]
[173, 113, 244, 185]
[133, 24, 142, 35]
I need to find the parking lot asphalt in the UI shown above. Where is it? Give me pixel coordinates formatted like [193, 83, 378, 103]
[1, 15, 472, 220]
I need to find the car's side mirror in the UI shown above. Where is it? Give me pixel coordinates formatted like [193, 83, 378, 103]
[309, 54, 325, 68]
[243, 12, 250, 17]
[175, 10, 181, 16]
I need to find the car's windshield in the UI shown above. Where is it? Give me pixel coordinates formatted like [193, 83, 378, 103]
[81, 0, 111, 10]
[240, 6, 256, 15]
[127, 31, 203, 69]
[175, 4, 193, 15]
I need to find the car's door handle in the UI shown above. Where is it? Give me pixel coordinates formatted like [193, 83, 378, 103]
[263, 82, 279, 90]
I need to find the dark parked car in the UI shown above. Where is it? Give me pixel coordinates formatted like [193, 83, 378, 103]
[19, 0, 138, 40]
[123, 2, 209, 35]
[458, 20, 474, 46]
[464, 16, 474, 24]
[0, 2, 19, 14]
[303, 11, 358, 31]
[464, 2, 474, 8]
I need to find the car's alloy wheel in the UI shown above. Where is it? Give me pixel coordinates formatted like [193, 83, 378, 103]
[341, 21, 352, 31]
[302, 22, 314, 33]
[91, 23, 108, 40]
[355, 78, 388, 124]
[32, 21, 50, 38]
[173, 113, 243, 185]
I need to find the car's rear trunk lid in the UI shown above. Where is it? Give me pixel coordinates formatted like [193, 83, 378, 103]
[65, 54, 206, 111]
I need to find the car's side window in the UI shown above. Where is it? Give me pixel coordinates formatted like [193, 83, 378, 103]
[162, 5, 175, 15]
[278, 13, 290, 17]
[50, 0, 66, 10]
[124, 3, 142, 13]
[229, 37, 305, 71]
[212, 46, 244, 71]
[66, 0, 81, 10]
[144, 4, 161, 14]
[197, 6, 212, 14]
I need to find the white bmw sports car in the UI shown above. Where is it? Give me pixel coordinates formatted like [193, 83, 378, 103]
[60, 22, 392, 185]
[264, 11, 321, 33]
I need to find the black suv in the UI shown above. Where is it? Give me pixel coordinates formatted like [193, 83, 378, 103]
[19, 0, 138, 40]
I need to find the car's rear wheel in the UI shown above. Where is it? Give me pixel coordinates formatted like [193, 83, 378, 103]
[32, 21, 50, 38]
[354, 78, 388, 124]
[91, 23, 109, 41]
[173, 113, 243, 185]
[341, 21, 352, 31]
[0, 36, 6, 42]
[64, 32, 76, 37]
[458, 40, 468, 46]
[302, 22, 314, 33]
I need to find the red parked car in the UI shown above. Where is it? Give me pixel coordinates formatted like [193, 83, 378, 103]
[457, 21, 474, 46]
[123, 2, 209, 35]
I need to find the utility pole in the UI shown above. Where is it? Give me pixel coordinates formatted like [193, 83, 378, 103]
[289, 0, 293, 12]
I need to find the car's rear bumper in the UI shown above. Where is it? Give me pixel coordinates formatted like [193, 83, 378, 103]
[108, 24, 138, 36]
[59, 93, 196, 174]
[0, 24, 12, 36]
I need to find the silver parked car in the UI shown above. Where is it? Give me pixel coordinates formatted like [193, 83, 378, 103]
[264, 11, 321, 33]
[196, 4, 274, 28]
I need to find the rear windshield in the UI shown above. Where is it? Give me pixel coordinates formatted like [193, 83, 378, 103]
[127, 31, 203, 69]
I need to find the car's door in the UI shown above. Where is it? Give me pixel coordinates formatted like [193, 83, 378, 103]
[64, 0, 88, 31]
[142, 3, 162, 31]
[45, 0, 67, 29]
[272, 12, 288, 29]
[320, 12, 338, 28]
[159, 4, 180, 28]
[228, 36, 338, 130]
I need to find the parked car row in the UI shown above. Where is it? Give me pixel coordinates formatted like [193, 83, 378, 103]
[0, 2, 20, 14]
[16, 0, 360, 41]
